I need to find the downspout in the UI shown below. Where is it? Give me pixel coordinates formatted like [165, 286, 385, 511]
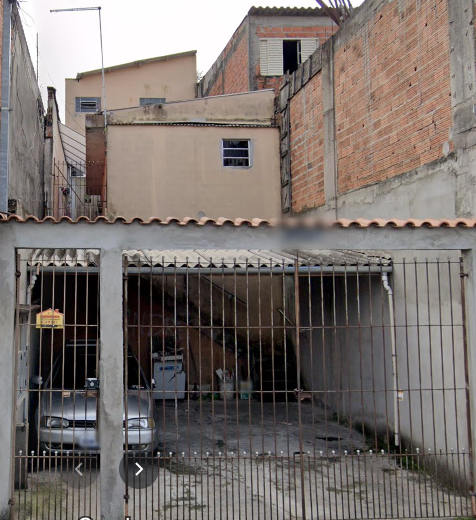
[382, 272, 400, 447]
[0, 0, 12, 213]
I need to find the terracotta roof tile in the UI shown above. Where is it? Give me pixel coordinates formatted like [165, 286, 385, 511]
[1, 214, 476, 228]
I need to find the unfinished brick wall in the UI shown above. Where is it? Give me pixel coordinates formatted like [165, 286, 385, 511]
[286, 0, 453, 214]
[201, 22, 249, 97]
[335, 0, 452, 194]
[290, 72, 325, 212]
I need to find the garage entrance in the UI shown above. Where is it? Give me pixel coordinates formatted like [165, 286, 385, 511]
[10, 248, 472, 519]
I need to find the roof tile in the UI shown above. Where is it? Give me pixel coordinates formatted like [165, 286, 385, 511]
[1, 213, 476, 228]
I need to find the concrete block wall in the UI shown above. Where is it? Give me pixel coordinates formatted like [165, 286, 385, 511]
[282, 0, 474, 219]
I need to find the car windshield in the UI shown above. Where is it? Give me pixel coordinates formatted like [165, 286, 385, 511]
[49, 347, 148, 390]
[51, 348, 97, 389]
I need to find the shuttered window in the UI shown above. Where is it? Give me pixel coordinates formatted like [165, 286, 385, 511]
[75, 97, 101, 113]
[260, 39, 283, 76]
[259, 38, 319, 76]
[300, 38, 319, 63]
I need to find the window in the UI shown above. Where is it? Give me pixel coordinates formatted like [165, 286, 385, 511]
[140, 97, 166, 106]
[75, 97, 101, 113]
[283, 40, 300, 74]
[222, 139, 251, 168]
[259, 38, 319, 76]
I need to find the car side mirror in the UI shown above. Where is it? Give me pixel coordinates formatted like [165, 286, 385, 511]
[152, 378, 156, 389]
[30, 375, 43, 386]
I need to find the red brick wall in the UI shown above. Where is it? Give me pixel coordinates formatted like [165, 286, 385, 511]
[287, 0, 453, 214]
[223, 27, 249, 94]
[201, 21, 249, 96]
[335, 0, 452, 195]
[290, 72, 325, 212]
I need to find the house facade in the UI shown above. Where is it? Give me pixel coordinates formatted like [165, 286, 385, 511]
[65, 50, 197, 135]
[198, 6, 337, 97]
[85, 90, 281, 220]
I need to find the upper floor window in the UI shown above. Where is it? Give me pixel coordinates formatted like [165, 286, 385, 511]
[140, 98, 166, 106]
[75, 97, 101, 113]
[260, 38, 319, 76]
[222, 139, 251, 168]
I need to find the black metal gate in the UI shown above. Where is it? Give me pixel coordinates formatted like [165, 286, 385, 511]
[120, 250, 472, 519]
[11, 248, 473, 519]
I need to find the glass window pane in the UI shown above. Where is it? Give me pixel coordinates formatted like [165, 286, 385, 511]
[224, 149, 249, 158]
[223, 140, 249, 149]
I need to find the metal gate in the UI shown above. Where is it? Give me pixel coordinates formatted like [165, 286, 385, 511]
[11, 248, 473, 519]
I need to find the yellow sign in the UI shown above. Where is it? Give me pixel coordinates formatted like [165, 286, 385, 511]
[36, 309, 64, 329]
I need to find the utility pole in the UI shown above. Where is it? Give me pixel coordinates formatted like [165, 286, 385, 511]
[50, 7, 107, 128]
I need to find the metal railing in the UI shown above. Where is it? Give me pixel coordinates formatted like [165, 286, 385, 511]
[50, 161, 105, 220]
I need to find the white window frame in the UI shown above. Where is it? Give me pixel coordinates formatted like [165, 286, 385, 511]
[259, 38, 319, 76]
[221, 139, 252, 169]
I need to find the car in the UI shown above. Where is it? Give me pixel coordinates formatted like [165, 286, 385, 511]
[31, 340, 158, 455]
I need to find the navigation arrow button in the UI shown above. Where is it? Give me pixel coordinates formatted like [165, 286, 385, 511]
[135, 462, 143, 476]
[75, 463, 83, 476]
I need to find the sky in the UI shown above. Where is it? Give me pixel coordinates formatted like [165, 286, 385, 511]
[18, 0, 364, 121]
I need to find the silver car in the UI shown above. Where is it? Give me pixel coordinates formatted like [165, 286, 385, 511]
[32, 341, 158, 455]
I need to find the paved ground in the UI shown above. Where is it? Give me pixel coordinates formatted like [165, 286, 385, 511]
[12, 402, 471, 519]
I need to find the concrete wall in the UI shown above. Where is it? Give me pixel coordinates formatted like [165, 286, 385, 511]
[199, 12, 337, 97]
[8, 4, 45, 218]
[298, 251, 470, 484]
[106, 124, 280, 220]
[105, 89, 276, 125]
[280, 0, 476, 220]
[65, 52, 197, 135]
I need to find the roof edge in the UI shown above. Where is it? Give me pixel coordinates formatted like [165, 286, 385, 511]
[1, 215, 475, 229]
[75, 50, 197, 80]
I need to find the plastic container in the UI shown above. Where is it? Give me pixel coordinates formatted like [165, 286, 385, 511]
[239, 380, 253, 400]
[219, 379, 235, 400]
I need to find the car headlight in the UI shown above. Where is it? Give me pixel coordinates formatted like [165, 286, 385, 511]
[126, 417, 154, 429]
[40, 416, 69, 428]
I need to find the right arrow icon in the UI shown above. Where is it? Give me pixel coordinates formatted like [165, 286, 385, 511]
[135, 462, 143, 476]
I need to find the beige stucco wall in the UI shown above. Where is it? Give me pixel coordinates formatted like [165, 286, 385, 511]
[107, 89, 276, 125]
[106, 125, 281, 220]
[65, 53, 197, 135]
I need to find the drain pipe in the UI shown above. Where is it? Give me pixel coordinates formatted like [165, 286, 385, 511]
[0, 0, 12, 213]
[26, 266, 39, 305]
[382, 272, 400, 447]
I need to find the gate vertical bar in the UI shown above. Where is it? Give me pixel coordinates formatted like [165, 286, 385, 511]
[461, 250, 476, 514]
[294, 257, 307, 519]
[99, 248, 124, 520]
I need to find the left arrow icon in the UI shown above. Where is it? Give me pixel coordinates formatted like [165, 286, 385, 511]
[75, 463, 83, 476]
[135, 462, 143, 476]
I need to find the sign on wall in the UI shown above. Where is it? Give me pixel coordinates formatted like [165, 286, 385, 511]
[36, 308, 64, 329]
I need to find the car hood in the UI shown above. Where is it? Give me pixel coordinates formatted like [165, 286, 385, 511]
[39, 389, 152, 422]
